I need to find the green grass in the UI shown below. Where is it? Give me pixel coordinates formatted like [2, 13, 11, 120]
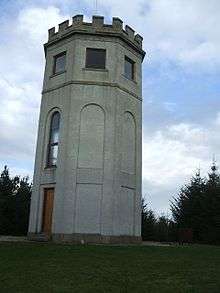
[0, 243, 220, 292]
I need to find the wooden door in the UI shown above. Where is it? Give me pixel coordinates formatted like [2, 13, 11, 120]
[42, 188, 54, 236]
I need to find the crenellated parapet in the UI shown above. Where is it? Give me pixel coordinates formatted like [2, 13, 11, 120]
[46, 15, 144, 54]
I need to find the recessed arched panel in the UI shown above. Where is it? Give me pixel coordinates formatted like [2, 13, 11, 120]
[78, 104, 105, 168]
[121, 112, 136, 174]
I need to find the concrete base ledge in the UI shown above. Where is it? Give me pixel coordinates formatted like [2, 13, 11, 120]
[28, 232, 141, 244]
[28, 233, 50, 242]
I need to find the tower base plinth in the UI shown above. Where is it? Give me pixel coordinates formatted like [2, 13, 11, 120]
[28, 233, 141, 244]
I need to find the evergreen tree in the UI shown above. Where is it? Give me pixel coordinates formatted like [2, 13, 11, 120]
[0, 166, 32, 235]
[155, 215, 170, 242]
[203, 160, 220, 243]
[171, 170, 205, 242]
[15, 177, 32, 235]
[153, 214, 177, 242]
[0, 166, 17, 234]
[171, 160, 220, 244]
[141, 198, 156, 241]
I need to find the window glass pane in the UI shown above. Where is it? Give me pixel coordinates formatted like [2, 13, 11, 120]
[86, 48, 106, 69]
[51, 129, 59, 144]
[124, 56, 134, 80]
[51, 112, 60, 130]
[48, 145, 58, 166]
[54, 53, 66, 74]
[47, 112, 60, 166]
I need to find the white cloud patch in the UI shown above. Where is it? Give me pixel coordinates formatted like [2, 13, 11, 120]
[0, 6, 68, 175]
[144, 0, 220, 68]
[81, 0, 220, 69]
[15, 1, 220, 70]
[17, 6, 67, 43]
[142, 117, 220, 213]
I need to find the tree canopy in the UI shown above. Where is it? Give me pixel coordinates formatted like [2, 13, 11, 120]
[0, 166, 31, 236]
[171, 161, 220, 244]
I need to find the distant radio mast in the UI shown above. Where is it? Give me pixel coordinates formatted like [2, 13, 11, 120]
[95, 0, 98, 14]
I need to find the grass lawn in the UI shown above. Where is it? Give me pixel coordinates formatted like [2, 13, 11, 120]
[0, 242, 220, 292]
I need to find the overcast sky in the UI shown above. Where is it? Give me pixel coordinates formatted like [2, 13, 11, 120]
[0, 0, 220, 214]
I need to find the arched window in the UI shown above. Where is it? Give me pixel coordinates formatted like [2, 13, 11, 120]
[47, 111, 60, 167]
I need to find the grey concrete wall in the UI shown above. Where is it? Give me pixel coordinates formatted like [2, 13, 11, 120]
[28, 15, 144, 241]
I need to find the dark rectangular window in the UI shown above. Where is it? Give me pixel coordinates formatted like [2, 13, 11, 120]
[124, 56, 135, 80]
[53, 52, 66, 74]
[86, 48, 106, 69]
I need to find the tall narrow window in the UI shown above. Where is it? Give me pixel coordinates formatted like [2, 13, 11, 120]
[47, 111, 60, 167]
[53, 52, 66, 74]
[124, 56, 135, 80]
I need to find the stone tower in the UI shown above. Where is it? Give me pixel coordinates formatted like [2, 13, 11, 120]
[28, 15, 145, 243]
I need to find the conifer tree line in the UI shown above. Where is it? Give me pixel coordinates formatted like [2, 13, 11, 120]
[0, 166, 31, 235]
[141, 199, 177, 243]
[171, 160, 220, 244]
[142, 161, 220, 245]
[0, 163, 220, 244]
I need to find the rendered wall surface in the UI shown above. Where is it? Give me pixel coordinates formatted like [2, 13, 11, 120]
[28, 15, 145, 243]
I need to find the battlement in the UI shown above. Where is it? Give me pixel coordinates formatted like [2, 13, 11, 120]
[47, 15, 144, 53]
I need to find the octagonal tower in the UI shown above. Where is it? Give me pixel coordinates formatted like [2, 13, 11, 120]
[28, 15, 145, 243]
